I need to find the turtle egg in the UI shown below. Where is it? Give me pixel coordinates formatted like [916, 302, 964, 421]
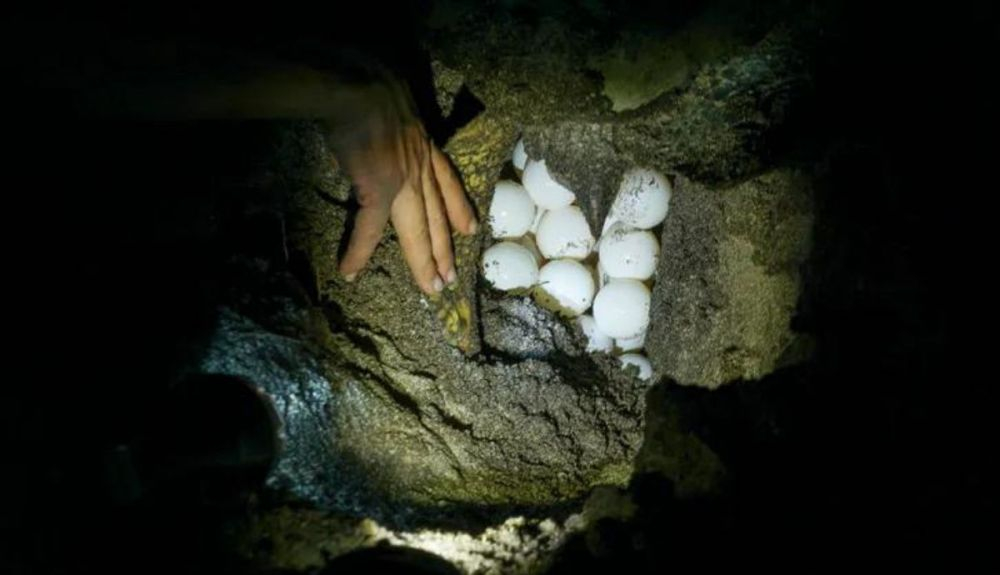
[577, 314, 613, 353]
[512, 138, 529, 171]
[616, 330, 647, 352]
[608, 167, 671, 229]
[593, 278, 650, 338]
[537, 259, 595, 316]
[536, 206, 595, 260]
[619, 353, 653, 381]
[523, 159, 576, 210]
[489, 180, 536, 239]
[482, 241, 539, 291]
[599, 223, 660, 280]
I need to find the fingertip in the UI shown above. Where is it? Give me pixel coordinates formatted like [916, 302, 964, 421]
[452, 211, 477, 236]
[415, 273, 445, 296]
[338, 257, 363, 281]
[435, 257, 455, 285]
[338, 247, 367, 279]
[337, 258, 354, 276]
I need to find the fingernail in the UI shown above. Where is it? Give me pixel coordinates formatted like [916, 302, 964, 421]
[468, 220, 478, 234]
[432, 275, 445, 293]
[344, 272, 357, 282]
[446, 267, 457, 284]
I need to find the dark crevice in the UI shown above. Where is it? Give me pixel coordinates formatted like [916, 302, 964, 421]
[428, 403, 473, 433]
[369, 377, 424, 423]
[286, 249, 319, 305]
[439, 84, 486, 142]
[399, 46, 486, 147]
[409, 369, 441, 382]
[336, 200, 361, 264]
[319, 299, 379, 360]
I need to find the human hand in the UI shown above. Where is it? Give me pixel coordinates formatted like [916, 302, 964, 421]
[329, 78, 477, 295]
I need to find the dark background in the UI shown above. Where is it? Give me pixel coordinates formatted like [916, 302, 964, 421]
[3, 1, 995, 572]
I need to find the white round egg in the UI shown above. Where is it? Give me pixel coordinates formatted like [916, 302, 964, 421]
[619, 353, 653, 381]
[593, 278, 651, 338]
[608, 168, 671, 230]
[536, 206, 595, 260]
[599, 223, 660, 280]
[536, 259, 595, 316]
[482, 241, 539, 291]
[522, 159, 576, 210]
[576, 314, 613, 353]
[489, 180, 536, 239]
[512, 138, 528, 171]
[616, 330, 646, 352]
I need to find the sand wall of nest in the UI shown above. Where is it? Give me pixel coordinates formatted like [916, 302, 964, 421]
[205, 13, 816, 526]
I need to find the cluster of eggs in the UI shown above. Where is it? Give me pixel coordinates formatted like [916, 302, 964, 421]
[481, 138, 671, 381]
